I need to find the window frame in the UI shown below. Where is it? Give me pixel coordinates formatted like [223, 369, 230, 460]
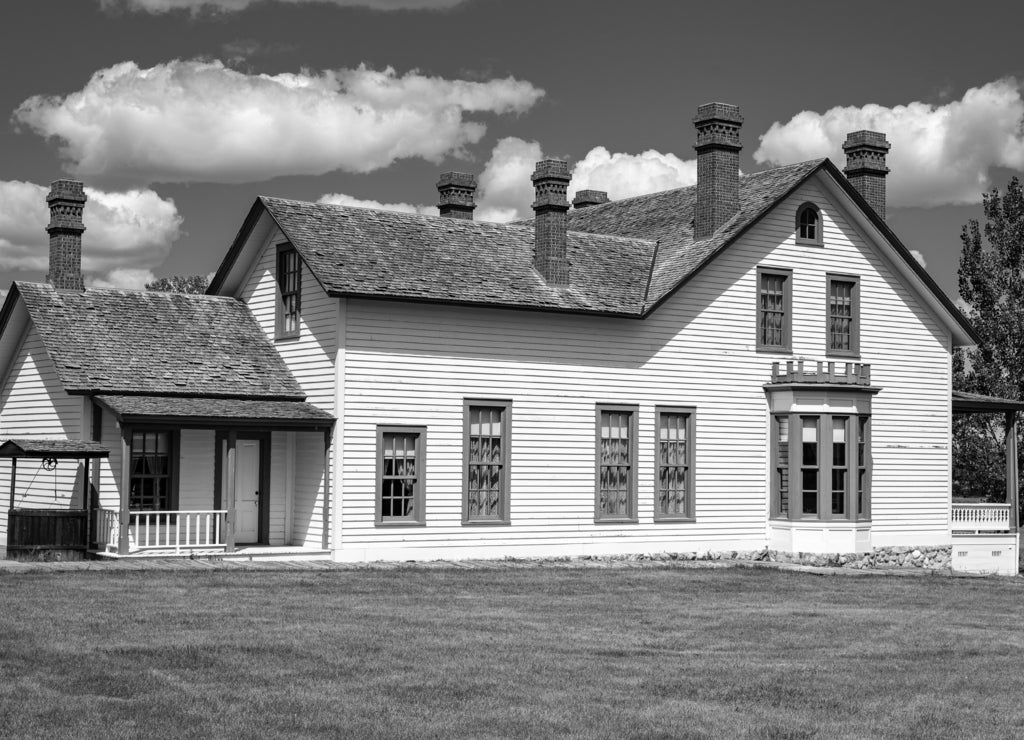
[127, 428, 179, 512]
[653, 406, 696, 522]
[375, 425, 427, 527]
[462, 399, 512, 525]
[771, 412, 871, 523]
[756, 266, 793, 353]
[594, 404, 639, 524]
[826, 273, 860, 358]
[276, 243, 302, 340]
[796, 202, 823, 245]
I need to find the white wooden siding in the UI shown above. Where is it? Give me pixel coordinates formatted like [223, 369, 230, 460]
[178, 430, 215, 511]
[293, 431, 326, 548]
[336, 175, 954, 559]
[237, 228, 336, 412]
[269, 431, 288, 546]
[0, 323, 84, 549]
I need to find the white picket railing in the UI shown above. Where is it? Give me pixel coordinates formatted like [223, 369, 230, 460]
[951, 503, 1012, 534]
[94, 508, 120, 551]
[96, 509, 227, 554]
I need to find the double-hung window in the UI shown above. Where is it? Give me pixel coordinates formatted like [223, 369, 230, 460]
[757, 267, 792, 352]
[595, 405, 638, 522]
[464, 400, 511, 524]
[376, 426, 426, 525]
[772, 413, 870, 521]
[276, 244, 301, 339]
[129, 430, 177, 511]
[655, 407, 696, 520]
[827, 274, 860, 357]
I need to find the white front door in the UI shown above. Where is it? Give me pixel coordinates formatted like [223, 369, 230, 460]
[234, 440, 261, 544]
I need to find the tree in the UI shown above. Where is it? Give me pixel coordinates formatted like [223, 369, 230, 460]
[144, 274, 209, 294]
[955, 176, 1024, 503]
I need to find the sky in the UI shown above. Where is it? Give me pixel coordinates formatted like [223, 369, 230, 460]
[2, 0, 1024, 302]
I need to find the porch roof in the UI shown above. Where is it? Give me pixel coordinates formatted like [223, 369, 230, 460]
[0, 438, 110, 459]
[94, 395, 334, 430]
[952, 391, 1024, 414]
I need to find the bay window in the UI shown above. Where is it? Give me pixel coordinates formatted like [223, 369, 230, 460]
[773, 412, 870, 521]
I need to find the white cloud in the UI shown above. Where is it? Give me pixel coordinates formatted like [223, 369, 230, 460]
[471, 139, 700, 222]
[100, 0, 466, 14]
[89, 268, 159, 290]
[0, 180, 182, 285]
[569, 147, 697, 202]
[475, 137, 543, 222]
[13, 60, 544, 187]
[317, 192, 434, 215]
[754, 78, 1024, 208]
[910, 249, 927, 268]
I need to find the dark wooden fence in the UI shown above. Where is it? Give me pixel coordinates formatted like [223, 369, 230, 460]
[7, 509, 88, 561]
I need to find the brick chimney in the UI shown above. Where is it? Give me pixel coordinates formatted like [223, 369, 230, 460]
[531, 159, 571, 286]
[693, 102, 743, 240]
[572, 190, 609, 209]
[46, 179, 86, 291]
[843, 131, 890, 220]
[437, 171, 477, 220]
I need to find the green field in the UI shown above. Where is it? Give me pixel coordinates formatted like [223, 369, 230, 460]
[1, 565, 1021, 739]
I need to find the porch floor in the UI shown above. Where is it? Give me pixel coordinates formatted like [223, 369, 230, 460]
[91, 545, 331, 561]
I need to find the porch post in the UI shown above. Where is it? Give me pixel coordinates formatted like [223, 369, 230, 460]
[9, 457, 16, 511]
[225, 430, 237, 553]
[322, 429, 331, 551]
[119, 427, 131, 555]
[83, 457, 91, 551]
[1006, 411, 1019, 534]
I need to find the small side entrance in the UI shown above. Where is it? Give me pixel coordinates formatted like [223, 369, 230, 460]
[216, 432, 270, 546]
[234, 439, 261, 544]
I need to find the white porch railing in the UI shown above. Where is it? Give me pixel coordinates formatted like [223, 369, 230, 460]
[951, 503, 1012, 534]
[95, 509, 227, 554]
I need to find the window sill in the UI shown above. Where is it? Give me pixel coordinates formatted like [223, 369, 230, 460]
[462, 519, 511, 526]
[826, 351, 860, 361]
[795, 237, 823, 247]
[594, 517, 639, 525]
[756, 345, 792, 355]
[275, 332, 301, 342]
[375, 520, 426, 528]
[653, 516, 696, 523]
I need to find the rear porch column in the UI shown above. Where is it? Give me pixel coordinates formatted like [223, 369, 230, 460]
[9, 457, 16, 510]
[322, 429, 331, 551]
[1006, 411, 1019, 534]
[118, 427, 131, 555]
[224, 430, 237, 553]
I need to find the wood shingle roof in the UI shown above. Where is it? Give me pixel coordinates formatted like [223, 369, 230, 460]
[224, 159, 828, 318]
[12, 282, 305, 399]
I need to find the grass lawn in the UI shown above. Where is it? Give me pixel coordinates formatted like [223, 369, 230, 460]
[1, 566, 1022, 739]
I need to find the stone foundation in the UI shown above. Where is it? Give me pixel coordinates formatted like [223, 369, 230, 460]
[578, 545, 954, 571]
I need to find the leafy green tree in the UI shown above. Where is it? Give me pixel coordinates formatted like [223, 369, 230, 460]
[144, 274, 209, 294]
[955, 176, 1024, 503]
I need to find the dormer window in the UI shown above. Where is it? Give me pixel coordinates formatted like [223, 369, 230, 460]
[796, 203, 822, 244]
[276, 244, 301, 339]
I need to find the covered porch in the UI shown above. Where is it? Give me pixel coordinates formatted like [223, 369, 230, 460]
[951, 391, 1022, 575]
[91, 394, 334, 558]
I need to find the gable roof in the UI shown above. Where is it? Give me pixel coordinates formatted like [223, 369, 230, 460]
[3, 282, 305, 399]
[210, 158, 976, 342]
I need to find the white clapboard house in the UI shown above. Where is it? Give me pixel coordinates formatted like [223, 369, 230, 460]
[0, 103, 1019, 572]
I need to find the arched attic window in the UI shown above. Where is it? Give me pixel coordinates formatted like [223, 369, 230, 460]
[796, 203, 822, 244]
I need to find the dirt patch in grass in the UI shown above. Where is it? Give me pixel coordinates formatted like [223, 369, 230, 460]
[0, 567, 1022, 739]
